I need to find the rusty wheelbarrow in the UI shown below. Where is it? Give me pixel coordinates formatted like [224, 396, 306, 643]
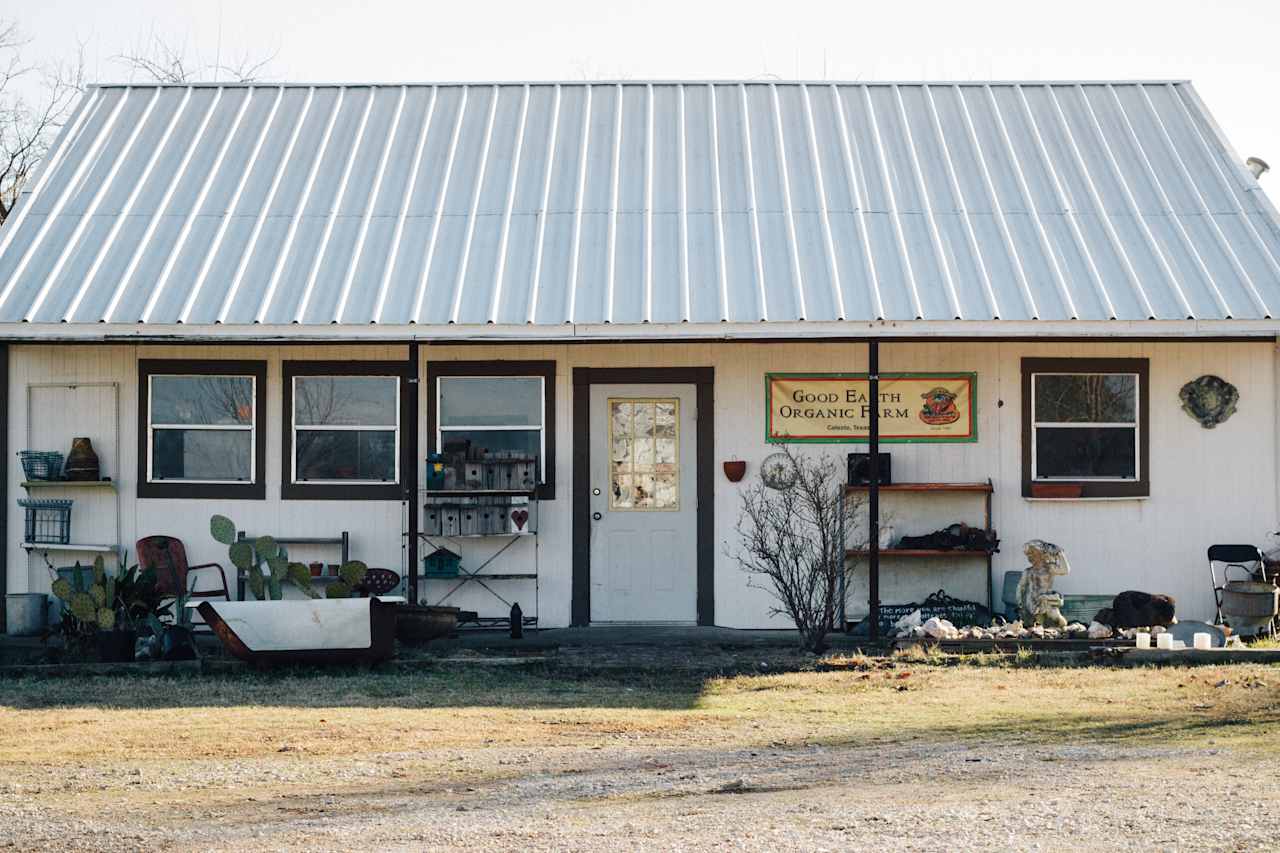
[194, 596, 405, 666]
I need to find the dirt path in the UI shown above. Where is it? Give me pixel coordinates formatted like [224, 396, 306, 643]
[1, 738, 1274, 851]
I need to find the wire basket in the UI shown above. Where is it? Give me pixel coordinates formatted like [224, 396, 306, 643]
[18, 451, 64, 481]
[18, 498, 73, 544]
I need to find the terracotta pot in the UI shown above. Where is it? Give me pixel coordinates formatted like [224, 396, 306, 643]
[723, 460, 747, 482]
[1030, 482, 1083, 499]
[309, 562, 324, 578]
[64, 437, 100, 481]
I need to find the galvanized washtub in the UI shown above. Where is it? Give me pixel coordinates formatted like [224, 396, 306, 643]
[194, 596, 404, 666]
[1221, 581, 1279, 635]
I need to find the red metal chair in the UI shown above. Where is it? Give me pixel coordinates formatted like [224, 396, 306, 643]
[136, 535, 232, 604]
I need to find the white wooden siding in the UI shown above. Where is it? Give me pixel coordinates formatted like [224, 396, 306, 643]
[7, 339, 1274, 628]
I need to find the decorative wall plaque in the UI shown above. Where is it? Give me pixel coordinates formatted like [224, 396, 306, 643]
[1178, 375, 1238, 429]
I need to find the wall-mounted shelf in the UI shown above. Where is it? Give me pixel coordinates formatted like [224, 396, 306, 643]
[846, 548, 996, 558]
[843, 478, 995, 629]
[22, 542, 119, 553]
[846, 482, 992, 493]
[21, 480, 116, 490]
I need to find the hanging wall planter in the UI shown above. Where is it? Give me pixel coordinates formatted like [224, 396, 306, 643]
[1179, 375, 1238, 429]
[723, 460, 746, 482]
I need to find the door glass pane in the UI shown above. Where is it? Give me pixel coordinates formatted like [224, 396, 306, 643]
[152, 429, 252, 481]
[1035, 426, 1137, 479]
[1034, 374, 1136, 423]
[295, 376, 397, 426]
[609, 398, 679, 510]
[295, 430, 397, 481]
[439, 377, 542, 426]
[151, 376, 253, 425]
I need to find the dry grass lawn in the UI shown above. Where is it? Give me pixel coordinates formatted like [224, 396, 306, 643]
[1, 658, 1278, 850]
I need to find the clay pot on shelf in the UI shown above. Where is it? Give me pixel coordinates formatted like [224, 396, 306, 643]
[64, 437, 100, 481]
[723, 460, 747, 483]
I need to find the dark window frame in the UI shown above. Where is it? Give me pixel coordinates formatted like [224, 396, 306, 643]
[282, 360, 411, 501]
[137, 359, 268, 500]
[426, 360, 557, 500]
[1021, 357, 1149, 498]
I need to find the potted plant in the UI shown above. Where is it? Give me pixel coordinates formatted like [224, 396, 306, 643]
[49, 556, 138, 662]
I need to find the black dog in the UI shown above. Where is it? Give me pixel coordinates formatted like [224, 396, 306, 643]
[1095, 591, 1176, 628]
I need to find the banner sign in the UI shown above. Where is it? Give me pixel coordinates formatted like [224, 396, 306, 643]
[765, 372, 977, 443]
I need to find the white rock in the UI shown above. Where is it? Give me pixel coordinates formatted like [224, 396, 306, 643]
[1087, 620, 1113, 639]
[922, 617, 958, 640]
[893, 609, 923, 635]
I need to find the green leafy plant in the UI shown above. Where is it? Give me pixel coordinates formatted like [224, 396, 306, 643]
[324, 560, 369, 598]
[210, 515, 316, 600]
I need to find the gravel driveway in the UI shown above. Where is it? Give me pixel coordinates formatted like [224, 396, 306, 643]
[2, 736, 1274, 851]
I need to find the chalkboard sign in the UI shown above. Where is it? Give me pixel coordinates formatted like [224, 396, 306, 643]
[851, 589, 992, 636]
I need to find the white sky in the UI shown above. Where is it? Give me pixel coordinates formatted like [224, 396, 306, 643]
[11, 0, 1280, 165]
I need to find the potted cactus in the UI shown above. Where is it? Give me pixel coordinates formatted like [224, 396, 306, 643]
[49, 555, 138, 662]
[209, 514, 320, 600]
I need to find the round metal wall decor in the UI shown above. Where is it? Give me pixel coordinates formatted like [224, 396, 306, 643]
[760, 452, 799, 490]
[1179, 375, 1238, 429]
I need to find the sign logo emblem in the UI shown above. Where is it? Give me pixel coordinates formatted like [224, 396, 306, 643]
[919, 387, 960, 426]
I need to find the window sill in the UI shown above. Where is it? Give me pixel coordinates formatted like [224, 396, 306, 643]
[1023, 495, 1149, 503]
[282, 483, 404, 501]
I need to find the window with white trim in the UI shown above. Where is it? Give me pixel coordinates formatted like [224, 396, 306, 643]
[436, 376, 545, 493]
[148, 374, 257, 484]
[291, 375, 400, 483]
[1031, 372, 1139, 481]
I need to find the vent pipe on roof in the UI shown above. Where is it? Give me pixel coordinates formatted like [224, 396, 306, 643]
[1247, 157, 1270, 179]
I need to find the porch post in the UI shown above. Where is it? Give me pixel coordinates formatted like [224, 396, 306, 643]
[868, 340, 880, 642]
[406, 341, 420, 605]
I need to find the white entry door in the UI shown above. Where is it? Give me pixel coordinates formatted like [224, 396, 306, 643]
[589, 384, 698, 623]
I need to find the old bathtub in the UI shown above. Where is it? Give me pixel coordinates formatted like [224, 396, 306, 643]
[194, 596, 404, 666]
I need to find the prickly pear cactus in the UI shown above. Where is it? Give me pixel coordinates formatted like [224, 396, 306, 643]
[92, 555, 106, 585]
[325, 581, 352, 599]
[69, 592, 98, 624]
[338, 560, 368, 588]
[228, 541, 256, 573]
[51, 578, 72, 601]
[246, 569, 266, 601]
[254, 536, 279, 560]
[286, 563, 315, 597]
[210, 515, 236, 545]
[97, 609, 116, 630]
[90, 585, 106, 607]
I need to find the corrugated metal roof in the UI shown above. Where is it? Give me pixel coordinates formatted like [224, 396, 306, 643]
[1, 80, 1279, 331]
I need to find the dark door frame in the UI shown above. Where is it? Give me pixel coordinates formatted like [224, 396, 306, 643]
[572, 367, 714, 627]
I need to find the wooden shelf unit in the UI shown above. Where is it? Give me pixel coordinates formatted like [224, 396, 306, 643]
[842, 479, 995, 626]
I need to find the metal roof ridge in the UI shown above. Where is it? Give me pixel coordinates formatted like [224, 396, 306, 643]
[83, 78, 1195, 90]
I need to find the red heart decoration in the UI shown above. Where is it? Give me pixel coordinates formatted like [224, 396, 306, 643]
[512, 509, 529, 531]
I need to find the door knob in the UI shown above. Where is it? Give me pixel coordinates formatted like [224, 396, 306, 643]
[592, 512, 602, 521]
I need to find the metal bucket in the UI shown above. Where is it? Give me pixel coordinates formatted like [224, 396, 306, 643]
[5, 593, 48, 636]
[1221, 580, 1279, 634]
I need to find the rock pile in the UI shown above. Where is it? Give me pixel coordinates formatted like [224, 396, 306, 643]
[892, 609, 1167, 642]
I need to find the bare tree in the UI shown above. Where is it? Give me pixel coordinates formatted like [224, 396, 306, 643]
[0, 20, 83, 225]
[730, 446, 867, 653]
[0, 25, 276, 227]
[114, 31, 276, 84]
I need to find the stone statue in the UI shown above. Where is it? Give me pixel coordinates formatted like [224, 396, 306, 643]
[1017, 539, 1070, 630]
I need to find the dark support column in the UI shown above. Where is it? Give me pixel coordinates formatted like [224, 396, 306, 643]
[406, 341, 420, 605]
[867, 341, 880, 642]
[0, 344, 6, 633]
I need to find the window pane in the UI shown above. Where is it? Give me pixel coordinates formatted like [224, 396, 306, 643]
[295, 376, 398, 426]
[296, 430, 397, 481]
[438, 429, 540, 491]
[1035, 374, 1136, 423]
[1035, 427, 1137, 479]
[439, 377, 542, 426]
[151, 376, 253, 425]
[152, 429, 251, 481]
[609, 397, 680, 510]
